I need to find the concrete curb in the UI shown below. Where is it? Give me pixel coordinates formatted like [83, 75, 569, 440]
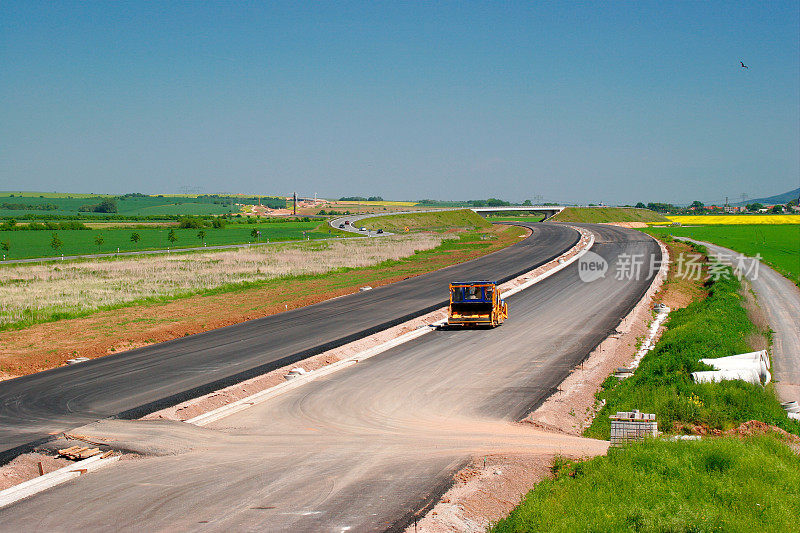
[0, 454, 120, 509]
[186, 226, 595, 427]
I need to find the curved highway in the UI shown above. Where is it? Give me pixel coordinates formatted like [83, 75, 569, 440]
[0, 225, 660, 531]
[0, 223, 578, 463]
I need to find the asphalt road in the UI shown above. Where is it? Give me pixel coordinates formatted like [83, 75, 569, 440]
[680, 238, 800, 404]
[0, 225, 660, 531]
[0, 223, 578, 463]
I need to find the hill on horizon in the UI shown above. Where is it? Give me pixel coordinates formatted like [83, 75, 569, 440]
[733, 187, 800, 206]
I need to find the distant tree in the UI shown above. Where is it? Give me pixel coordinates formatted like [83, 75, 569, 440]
[746, 203, 764, 212]
[690, 200, 705, 209]
[94, 234, 104, 251]
[635, 202, 646, 209]
[78, 198, 117, 213]
[646, 202, 678, 213]
[1, 240, 10, 253]
[167, 229, 178, 244]
[250, 228, 260, 241]
[50, 233, 63, 251]
[95, 198, 116, 213]
[197, 230, 206, 243]
[771, 204, 784, 214]
[130, 232, 140, 244]
[522, 199, 532, 206]
[211, 218, 225, 229]
[367, 196, 384, 202]
[178, 217, 204, 229]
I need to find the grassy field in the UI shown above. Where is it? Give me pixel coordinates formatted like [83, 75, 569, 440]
[0, 234, 444, 329]
[0, 192, 292, 217]
[646, 224, 800, 286]
[359, 209, 491, 233]
[0, 221, 336, 259]
[0, 193, 242, 217]
[493, 436, 800, 532]
[1, 225, 528, 374]
[666, 214, 800, 225]
[551, 207, 668, 223]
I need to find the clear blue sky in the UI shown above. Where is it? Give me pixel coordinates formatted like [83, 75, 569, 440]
[2, 1, 798, 204]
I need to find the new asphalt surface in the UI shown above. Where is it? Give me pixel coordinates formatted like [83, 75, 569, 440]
[0, 223, 578, 463]
[0, 224, 660, 531]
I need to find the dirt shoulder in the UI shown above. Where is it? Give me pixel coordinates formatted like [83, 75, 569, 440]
[0, 226, 528, 377]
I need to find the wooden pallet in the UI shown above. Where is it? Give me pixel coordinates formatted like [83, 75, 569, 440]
[57, 445, 102, 460]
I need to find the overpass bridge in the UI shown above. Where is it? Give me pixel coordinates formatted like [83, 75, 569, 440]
[469, 205, 565, 219]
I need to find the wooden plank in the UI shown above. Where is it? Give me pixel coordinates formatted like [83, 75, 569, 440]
[75, 448, 100, 459]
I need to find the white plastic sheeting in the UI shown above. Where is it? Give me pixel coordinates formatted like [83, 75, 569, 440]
[691, 350, 771, 386]
[628, 304, 671, 371]
[783, 401, 800, 421]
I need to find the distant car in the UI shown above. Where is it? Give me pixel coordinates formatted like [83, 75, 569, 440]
[376, 229, 384, 234]
[338, 224, 345, 229]
[360, 227, 367, 231]
[344, 220, 350, 225]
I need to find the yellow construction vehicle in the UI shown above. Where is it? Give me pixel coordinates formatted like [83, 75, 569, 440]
[447, 281, 507, 327]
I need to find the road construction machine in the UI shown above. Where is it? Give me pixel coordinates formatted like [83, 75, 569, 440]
[447, 281, 507, 327]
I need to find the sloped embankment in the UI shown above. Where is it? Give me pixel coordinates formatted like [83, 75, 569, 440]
[359, 209, 491, 233]
[552, 207, 667, 224]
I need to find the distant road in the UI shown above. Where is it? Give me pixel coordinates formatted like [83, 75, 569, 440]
[0, 223, 578, 463]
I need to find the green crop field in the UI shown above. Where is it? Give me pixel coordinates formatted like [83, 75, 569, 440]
[0, 192, 287, 218]
[0, 221, 334, 259]
[646, 224, 800, 286]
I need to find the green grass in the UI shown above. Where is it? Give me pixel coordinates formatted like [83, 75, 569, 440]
[359, 209, 491, 233]
[493, 436, 800, 533]
[551, 207, 668, 223]
[0, 221, 333, 259]
[645, 224, 800, 287]
[586, 271, 799, 438]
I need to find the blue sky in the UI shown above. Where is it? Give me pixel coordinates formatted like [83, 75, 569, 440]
[1, 1, 798, 204]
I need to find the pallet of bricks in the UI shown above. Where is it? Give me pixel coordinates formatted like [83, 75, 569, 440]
[609, 410, 657, 444]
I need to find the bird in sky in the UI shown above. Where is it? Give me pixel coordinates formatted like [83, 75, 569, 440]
[740, 61, 749, 69]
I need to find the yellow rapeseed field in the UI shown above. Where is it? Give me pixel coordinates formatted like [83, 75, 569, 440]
[664, 214, 800, 225]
